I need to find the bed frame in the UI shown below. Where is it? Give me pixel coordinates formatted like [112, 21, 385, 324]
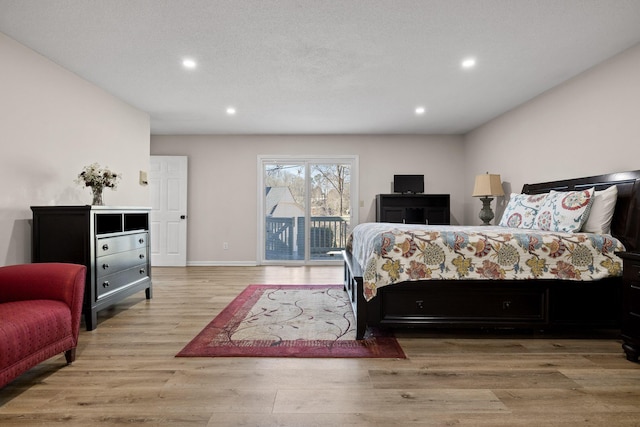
[344, 170, 640, 339]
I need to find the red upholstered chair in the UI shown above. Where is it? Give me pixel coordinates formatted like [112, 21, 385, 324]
[0, 263, 85, 388]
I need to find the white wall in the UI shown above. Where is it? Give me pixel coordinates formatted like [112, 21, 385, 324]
[151, 134, 465, 264]
[0, 33, 150, 265]
[464, 43, 640, 224]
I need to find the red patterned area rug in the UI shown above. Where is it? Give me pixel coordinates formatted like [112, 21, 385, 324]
[176, 285, 406, 358]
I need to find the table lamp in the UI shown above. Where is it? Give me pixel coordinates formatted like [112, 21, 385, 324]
[472, 173, 504, 225]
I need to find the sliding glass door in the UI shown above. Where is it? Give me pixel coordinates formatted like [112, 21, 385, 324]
[260, 156, 357, 264]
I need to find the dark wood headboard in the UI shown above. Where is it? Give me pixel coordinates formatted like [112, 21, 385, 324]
[521, 170, 640, 252]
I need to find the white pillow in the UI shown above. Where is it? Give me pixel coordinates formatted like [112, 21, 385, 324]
[498, 193, 548, 229]
[534, 188, 594, 232]
[582, 185, 618, 234]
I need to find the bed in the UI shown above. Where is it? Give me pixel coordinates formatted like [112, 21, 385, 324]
[344, 170, 640, 339]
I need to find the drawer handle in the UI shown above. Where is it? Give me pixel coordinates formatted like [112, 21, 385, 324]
[102, 244, 109, 251]
[139, 268, 146, 274]
[416, 300, 424, 310]
[102, 263, 109, 269]
[102, 281, 110, 288]
[139, 238, 145, 244]
[502, 301, 512, 310]
[139, 254, 145, 259]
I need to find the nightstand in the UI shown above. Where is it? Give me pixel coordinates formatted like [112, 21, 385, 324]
[618, 251, 640, 362]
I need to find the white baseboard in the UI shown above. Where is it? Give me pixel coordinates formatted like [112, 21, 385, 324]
[186, 261, 258, 267]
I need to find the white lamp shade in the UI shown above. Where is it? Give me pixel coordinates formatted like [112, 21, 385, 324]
[472, 174, 505, 197]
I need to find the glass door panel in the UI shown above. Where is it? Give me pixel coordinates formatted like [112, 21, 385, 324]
[309, 163, 351, 261]
[261, 158, 354, 264]
[264, 163, 306, 261]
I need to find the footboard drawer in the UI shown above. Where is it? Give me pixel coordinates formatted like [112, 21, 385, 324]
[380, 284, 547, 324]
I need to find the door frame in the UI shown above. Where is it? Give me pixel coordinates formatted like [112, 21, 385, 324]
[257, 154, 358, 265]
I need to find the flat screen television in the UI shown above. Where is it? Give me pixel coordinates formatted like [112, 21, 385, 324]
[393, 174, 424, 194]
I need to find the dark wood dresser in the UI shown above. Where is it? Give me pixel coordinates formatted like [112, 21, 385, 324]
[376, 194, 450, 225]
[618, 251, 640, 362]
[31, 206, 152, 330]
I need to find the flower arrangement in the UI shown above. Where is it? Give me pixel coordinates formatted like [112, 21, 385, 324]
[75, 163, 121, 205]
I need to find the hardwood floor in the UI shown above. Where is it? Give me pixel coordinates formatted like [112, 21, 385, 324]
[1, 266, 639, 426]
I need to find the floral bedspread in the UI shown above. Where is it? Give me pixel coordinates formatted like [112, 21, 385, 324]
[346, 223, 625, 301]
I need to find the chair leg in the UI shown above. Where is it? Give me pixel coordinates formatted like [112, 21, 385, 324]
[64, 348, 76, 364]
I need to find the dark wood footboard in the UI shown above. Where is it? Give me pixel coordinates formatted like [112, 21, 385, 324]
[344, 249, 622, 339]
[343, 249, 367, 340]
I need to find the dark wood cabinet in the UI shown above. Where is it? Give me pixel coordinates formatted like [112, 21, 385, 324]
[618, 251, 640, 362]
[31, 206, 152, 331]
[376, 194, 450, 225]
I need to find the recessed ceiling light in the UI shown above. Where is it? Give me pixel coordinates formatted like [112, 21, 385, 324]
[226, 107, 236, 115]
[182, 58, 197, 69]
[415, 106, 426, 115]
[461, 58, 476, 69]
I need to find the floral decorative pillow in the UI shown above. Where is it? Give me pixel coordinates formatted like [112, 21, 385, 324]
[534, 188, 595, 232]
[498, 193, 548, 229]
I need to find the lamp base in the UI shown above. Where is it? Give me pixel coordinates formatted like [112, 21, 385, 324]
[478, 196, 495, 226]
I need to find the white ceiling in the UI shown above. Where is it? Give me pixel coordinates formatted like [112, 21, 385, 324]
[2, 0, 640, 135]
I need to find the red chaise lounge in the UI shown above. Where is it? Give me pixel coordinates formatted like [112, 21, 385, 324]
[0, 263, 85, 388]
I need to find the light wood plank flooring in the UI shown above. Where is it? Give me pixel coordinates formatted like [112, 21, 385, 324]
[1, 266, 639, 426]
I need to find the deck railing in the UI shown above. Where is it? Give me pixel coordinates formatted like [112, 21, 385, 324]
[301, 216, 350, 254]
[265, 217, 294, 257]
[266, 215, 349, 259]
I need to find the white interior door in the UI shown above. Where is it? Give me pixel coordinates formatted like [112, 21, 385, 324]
[149, 156, 188, 266]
